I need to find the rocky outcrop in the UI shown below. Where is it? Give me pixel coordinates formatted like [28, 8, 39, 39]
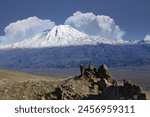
[119, 80, 146, 100]
[97, 64, 114, 83]
[40, 64, 147, 100]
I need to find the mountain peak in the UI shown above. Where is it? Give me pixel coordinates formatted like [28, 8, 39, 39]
[45, 25, 88, 41]
[0, 25, 137, 49]
[0, 25, 92, 48]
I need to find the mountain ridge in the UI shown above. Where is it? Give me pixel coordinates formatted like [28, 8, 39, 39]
[0, 44, 150, 69]
[0, 25, 150, 69]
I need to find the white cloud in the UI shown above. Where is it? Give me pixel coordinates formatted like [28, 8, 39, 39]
[0, 12, 126, 45]
[65, 11, 125, 40]
[144, 35, 150, 41]
[0, 16, 55, 45]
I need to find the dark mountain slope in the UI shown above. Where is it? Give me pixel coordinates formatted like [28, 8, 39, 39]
[0, 44, 150, 70]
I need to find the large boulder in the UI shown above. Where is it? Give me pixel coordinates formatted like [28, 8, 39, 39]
[97, 64, 114, 83]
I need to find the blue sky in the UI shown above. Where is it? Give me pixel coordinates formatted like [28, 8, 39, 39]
[0, 0, 150, 40]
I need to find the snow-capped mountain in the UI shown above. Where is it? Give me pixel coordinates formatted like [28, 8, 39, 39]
[0, 25, 94, 48]
[0, 25, 131, 49]
[0, 25, 150, 70]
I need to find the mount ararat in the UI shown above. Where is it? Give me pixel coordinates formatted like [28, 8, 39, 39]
[0, 25, 150, 70]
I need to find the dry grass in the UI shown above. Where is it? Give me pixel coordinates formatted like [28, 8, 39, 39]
[0, 69, 64, 99]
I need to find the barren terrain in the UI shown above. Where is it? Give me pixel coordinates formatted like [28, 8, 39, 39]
[0, 68, 149, 99]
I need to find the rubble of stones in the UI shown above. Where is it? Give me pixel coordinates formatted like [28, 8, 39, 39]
[42, 64, 147, 100]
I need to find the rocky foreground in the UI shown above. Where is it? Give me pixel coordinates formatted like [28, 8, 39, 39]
[0, 64, 147, 100]
[42, 64, 146, 100]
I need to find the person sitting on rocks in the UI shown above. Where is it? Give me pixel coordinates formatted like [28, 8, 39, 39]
[79, 64, 84, 75]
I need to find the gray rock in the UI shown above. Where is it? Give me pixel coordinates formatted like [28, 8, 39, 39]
[97, 64, 114, 83]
